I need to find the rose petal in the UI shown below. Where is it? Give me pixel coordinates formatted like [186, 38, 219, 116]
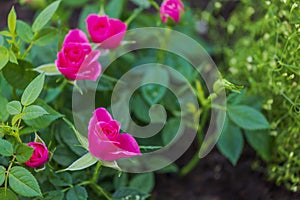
[64, 29, 89, 44]
[94, 107, 113, 122]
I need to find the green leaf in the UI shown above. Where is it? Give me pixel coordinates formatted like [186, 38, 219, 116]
[141, 67, 169, 105]
[9, 166, 42, 197]
[22, 105, 49, 120]
[8, 51, 17, 64]
[19, 127, 36, 136]
[34, 63, 60, 76]
[105, 0, 126, 18]
[63, 0, 88, 7]
[21, 73, 45, 106]
[0, 166, 6, 185]
[0, 31, 12, 37]
[6, 101, 22, 115]
[2, 59, 38, 89]
[227, 105, 269, 130]
[113, 188, 149, 199]
[15, 144, 34, 163]
[129, 173, 155, 193]
[52, 145, 78, 166]
[217, 119, 244, 165]
[130, 0, 151, 8]
[101, 160, 121, 171]
[33, 28, 57, 46]
[0, 188, 18, 200]
[16, 20, 34, 42]
[24, 99, 63, 129]
[114, 173, 128, 189]
[0, 139, 13, 156]
[66, 186, 88, 200]
[44, 191, 64, 200]
[244, 130, 272, 161]
[32, 0, 61, 33]
[49, 172, 73, 187]
[161, 118, 183, 145]
[8, 7, 17, 34]
[0, 95, 9, 122]
[11, 114, 22, 126]
[0, 35, 3, 45]
[61, 153, 97, 172]
[0, 46, 9, 70]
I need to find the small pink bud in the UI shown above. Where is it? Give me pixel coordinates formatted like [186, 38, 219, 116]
[160, 0, 184, 24]
[25, 142, 49, 168]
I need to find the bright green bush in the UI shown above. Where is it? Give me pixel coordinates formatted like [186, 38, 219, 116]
[203, 0, 300, 191]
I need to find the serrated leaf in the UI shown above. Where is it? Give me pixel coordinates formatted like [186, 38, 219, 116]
[22, 105, 48, 120]
[0, 46, 9, 70]
[0, 166, 6, 185]
[129, 173, 155, 193]
[21, 73, 45, 106]
[6, 101, 22, 115]
[244, 130, 272, 161]
[66, 186, 88, 200]
[61, 153, 97, 172]
[16, 20, 34, 42]
[0, 139, 13, 156]
[217, 119, 244, 165]
[227, 105, 269, 130]
[34, 63, 60, 76]
[8, 7, 17, 34]
[15, 144, 34, 163]
[0, 188, 18, 200]
[0, 95, 9, 122]
[32, 0, 61, 33]
[9, 166, 42, 197]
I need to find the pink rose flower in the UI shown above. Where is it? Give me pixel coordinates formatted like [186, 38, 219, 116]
[160, 0, 184, 23]
[88, 108, 141, 161]
[25, 142, 49, 168]
[55, 29, 101, 81]
[86, 14, 127, 49]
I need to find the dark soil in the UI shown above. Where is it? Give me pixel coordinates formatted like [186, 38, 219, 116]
[152, 144, 300, 200]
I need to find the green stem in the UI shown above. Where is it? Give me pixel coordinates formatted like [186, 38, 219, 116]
[98, 0, 106, 15]
[180, 104, 210, 176]
[90, 183, 112, 200]
[92, 161, 102, 183]
[125, 7, 143, 25]
[5, 156, 16, 199]
[22, 42, 34, 59]
[149, 0, 160, 11]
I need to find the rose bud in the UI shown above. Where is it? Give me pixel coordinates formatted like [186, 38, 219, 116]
[160, 0, 184, 24]
[25, 142, 49, 168]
